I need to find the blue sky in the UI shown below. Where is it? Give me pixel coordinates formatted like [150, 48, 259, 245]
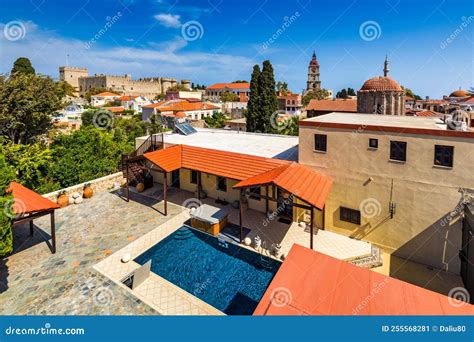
[0, 0, 472, 98]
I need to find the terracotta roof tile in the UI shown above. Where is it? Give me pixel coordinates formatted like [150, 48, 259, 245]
[7, 182, 59, 215]
[207, 83, 250, 90]
[360, 77, 403, 92]
[93, 92, 119, 97]
[306, 99, 357, 112]
[254, 244, 474, 316]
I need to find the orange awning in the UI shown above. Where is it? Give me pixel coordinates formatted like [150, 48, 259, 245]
[233, 163, 332, 210]
[254, 244, 474, 316]
[7, 182, 59, 216]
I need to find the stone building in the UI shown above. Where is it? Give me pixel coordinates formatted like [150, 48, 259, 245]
[305, 51, 321, 93]
[59, 67, 191, 99]
[59, 66, 89, 95]
[357, 57, 405, 115]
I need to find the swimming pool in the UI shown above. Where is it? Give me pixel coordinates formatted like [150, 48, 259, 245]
[134, 225, 281, 315]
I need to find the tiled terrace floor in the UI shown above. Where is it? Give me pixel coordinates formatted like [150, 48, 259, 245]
[0, 189, 184, 315]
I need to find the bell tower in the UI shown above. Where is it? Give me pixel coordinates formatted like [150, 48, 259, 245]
[306, 51, 321, 93]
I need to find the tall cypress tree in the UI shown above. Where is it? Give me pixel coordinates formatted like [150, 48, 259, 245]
[258, 60, 278, 133]
[246, 64, 260, 132]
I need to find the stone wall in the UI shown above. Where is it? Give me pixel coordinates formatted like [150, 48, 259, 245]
[42, 172, 125, 202]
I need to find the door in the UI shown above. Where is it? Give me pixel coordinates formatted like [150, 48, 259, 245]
[277, 188, 293, 219]
[171, 170, 180, 188]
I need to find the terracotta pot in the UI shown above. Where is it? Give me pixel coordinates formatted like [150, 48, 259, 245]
[83, 185, 94, 198]
[57, 194, 69, 208]
[136, 183, 145, 193]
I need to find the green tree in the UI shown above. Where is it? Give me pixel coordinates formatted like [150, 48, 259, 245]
[280, 115, 299, 136]
[220, 91, 239, 102]
[403, 87, 422, 100]
[276, 81, 289, 94]
[257, 60, 278, 133]
[0, 73, 63, 144]
[11, 57, 35, 75]
[245, 64, 261, 132]
[56, 81, 75, 98]
[0, 153, 15, 257]
[336, 87, 356, 99]
[302, 88, 330, 106]
[204, 112, 227, 128]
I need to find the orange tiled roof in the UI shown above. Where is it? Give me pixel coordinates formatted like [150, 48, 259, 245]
[144, 145, 332, 209]
[360, 77, 403, 92]
[207, 82, 250, 90]
[6, 182, 59, 215]
[234, 163, 332, 210]
[175, 111, 187, 118]
[449, 90, 469, 97]
[461, 96, 474, 104]
[142, 101, 166, 109]
[117, 95, 138, 101]
[93, 92, 119, 97]
[105, 106, 125, 113]
[254, 244, 474, 315]
[306, 99, 357, 112]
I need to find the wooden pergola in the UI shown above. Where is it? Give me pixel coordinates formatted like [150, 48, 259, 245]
[7, 182, 59, 254]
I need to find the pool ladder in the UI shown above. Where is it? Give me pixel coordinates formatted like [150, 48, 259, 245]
[259, 241, 272, 269]
[218, 236, 229, 249]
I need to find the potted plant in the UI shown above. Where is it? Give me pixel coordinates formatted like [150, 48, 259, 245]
[57, 190, 69, 208]
[83, 183, 94, 198]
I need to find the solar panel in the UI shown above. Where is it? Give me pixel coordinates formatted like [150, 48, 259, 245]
[176, 123, 197, 135]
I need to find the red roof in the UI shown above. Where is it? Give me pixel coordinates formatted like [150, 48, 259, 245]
[117, 95, 138, 101]
[143, 100, 219, 112]
[207, 82, 250, 90]
[360, 77, 403, 92]
[254, 244, 474, 315]
[234, 163, 332, 210]
[93, 92, 119, 97]
[7, 182, 59, 215]
[144, 145, 332, 209]
[105, 106, 125, 113]
[175, 111, 187, 118]
[461, 96, 474, 104]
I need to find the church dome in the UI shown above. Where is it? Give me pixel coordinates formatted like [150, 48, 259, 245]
[359, 76, 403, 92]
[449, 89, 469, 97]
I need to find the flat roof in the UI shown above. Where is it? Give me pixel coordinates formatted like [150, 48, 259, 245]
[160, 128, 299, 161]
[300, 112, 474, 138]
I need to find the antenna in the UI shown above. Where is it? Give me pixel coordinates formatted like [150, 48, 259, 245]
[66, 54, 69, 67]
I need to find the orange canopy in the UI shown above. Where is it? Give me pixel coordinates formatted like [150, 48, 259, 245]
[233, 163, 333, 210]
[144, 145, 333, 210]
[254, 244, 474, 316]
[6, 182, 59, 216]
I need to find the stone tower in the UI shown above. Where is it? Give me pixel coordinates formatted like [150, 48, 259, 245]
[357, 57, 405, 115]
[306, 51, 321, 93]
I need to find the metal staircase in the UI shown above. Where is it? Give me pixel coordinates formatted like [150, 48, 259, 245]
[120, 134, 164, 186]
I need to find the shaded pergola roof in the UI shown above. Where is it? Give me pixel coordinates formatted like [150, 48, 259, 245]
[254, 244, 474, 315]
[144, 145, 332, 210]
[7, 182, 59, 216]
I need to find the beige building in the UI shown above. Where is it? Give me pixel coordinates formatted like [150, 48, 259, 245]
[357, 57, 405, 115]
[59, 67, 191, 99]
[299, 112, 474, 273]
[59, 66, 89, 95]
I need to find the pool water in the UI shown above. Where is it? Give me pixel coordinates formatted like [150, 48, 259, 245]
[134, 225, 281, 315]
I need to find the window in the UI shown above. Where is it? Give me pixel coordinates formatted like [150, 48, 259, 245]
[390, 141, 407, 161]
[369, 138, 378, 149]
[434, 145, 454, 167]
[340, 207, 361, 225]
[248, 186, 261, 200]
[217, 176, 227, 192]
[190, 170, 198, 184]
[314, 134, 327, 152]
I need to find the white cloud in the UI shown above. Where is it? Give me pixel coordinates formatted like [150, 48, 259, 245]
[154, 13, 182, 28]
[0, 21, 255, 86]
